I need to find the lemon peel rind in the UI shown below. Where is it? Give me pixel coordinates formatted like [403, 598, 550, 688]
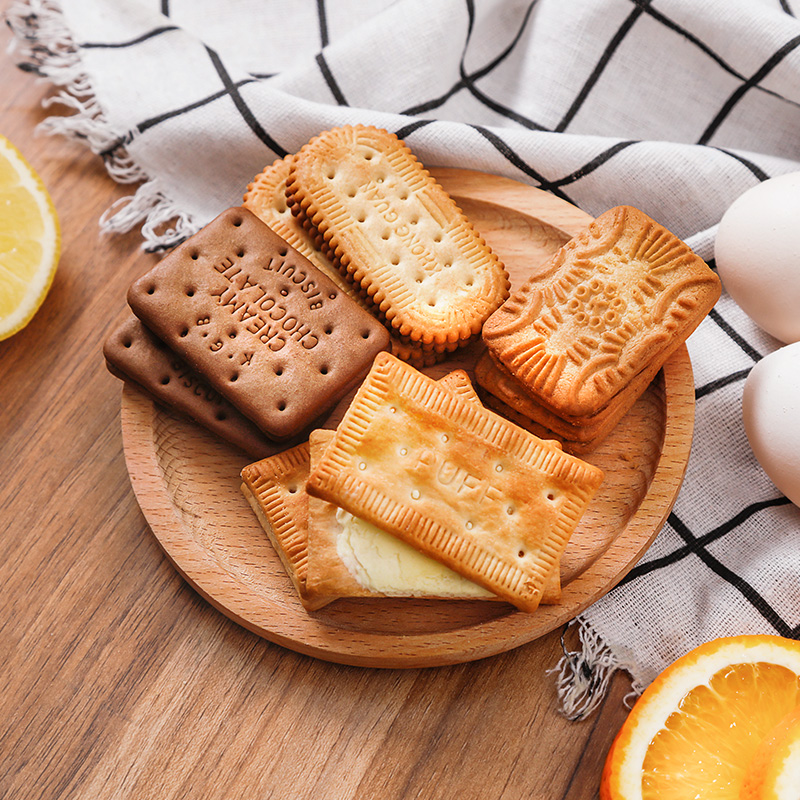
[602, 635, 800, 800]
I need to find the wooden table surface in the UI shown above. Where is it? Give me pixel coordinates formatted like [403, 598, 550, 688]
[0, 20, 635, 800]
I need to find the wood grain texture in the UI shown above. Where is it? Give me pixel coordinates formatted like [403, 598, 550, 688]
[120, 171, 694, 667]
[0, 14, 685, 797]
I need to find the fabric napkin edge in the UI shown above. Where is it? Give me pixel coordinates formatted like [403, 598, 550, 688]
[5, 0, 199, 251]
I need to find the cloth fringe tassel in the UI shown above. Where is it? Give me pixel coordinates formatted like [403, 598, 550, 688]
[549, 619, 634, 721]
[5, 0, 197, 250]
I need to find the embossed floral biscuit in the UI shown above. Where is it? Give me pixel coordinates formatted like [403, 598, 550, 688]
[104, 313, 283, 458]
[127, 207, 390, 440]
[286, 125, 510, 348]
[306, 353, 602, 612]
[244, 157, 441, 369]
[483, 206, 720, 417]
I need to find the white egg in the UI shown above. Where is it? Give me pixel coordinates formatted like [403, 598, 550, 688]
[742, 342, 800, 506]
[715, 172, 800, 344]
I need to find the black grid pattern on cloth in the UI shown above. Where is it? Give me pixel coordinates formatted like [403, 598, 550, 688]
[615, 297, 799, 640]
[22, 0, 799, 640]
[64, 0, 800, 216]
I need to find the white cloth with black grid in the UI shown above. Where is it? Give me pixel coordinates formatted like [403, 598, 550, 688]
[9, 0, 800, 716]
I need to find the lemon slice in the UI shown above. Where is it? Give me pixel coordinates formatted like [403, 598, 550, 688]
[600, 635, 800, 800]
[0, 133, 61, 341]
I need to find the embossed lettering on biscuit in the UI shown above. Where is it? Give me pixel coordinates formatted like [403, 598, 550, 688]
[245, 156, 447, 369]
[127, 207, 390, 440]
[286, 125, 510, 348]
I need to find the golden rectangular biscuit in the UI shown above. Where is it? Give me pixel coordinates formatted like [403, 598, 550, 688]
[240, 442, 335, 611]
[482, 206, 720, 417]
[239, 370, 560, 607]
[305, 371, 561, 604]
[286, 125, 510, 348]
[306, 353, 602, 612]
[244, 156, 441, 369]
[127, 206, 390, 440]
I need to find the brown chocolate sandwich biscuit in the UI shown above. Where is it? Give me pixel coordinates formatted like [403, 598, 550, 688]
[306, 352, 603, 613]
[286, 125, 510, 349]
[127, 206, 391, 440]
[104, 314, 283, 458]
[483, 205, 720, 418]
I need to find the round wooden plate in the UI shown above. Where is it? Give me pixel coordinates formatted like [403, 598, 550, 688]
[120, 168, 695, 668]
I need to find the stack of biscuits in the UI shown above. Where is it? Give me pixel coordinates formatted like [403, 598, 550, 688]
[478, 206, 721, 453]
[104, 206, 392, 458]
[105, 124, 720, 616]
[240, 352, 604, 613]
[244, 126, 511, 366]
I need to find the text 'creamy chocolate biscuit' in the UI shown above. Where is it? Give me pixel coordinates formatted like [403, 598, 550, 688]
[127, 207, 390, 440]
[244, 156, 441, 368]
[286, 125, 510, 349]
[306, 352, 603, 612]
[103, 314, 282, 458]
[483, 206, 721, 418]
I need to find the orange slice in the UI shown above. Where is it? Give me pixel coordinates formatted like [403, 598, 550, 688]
[0, 133, 60, 341]
[600, 635, 800, 800]
[741, 706, 800, 800]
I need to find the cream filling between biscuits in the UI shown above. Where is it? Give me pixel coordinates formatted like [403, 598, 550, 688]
[334, 508, 493, 598]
